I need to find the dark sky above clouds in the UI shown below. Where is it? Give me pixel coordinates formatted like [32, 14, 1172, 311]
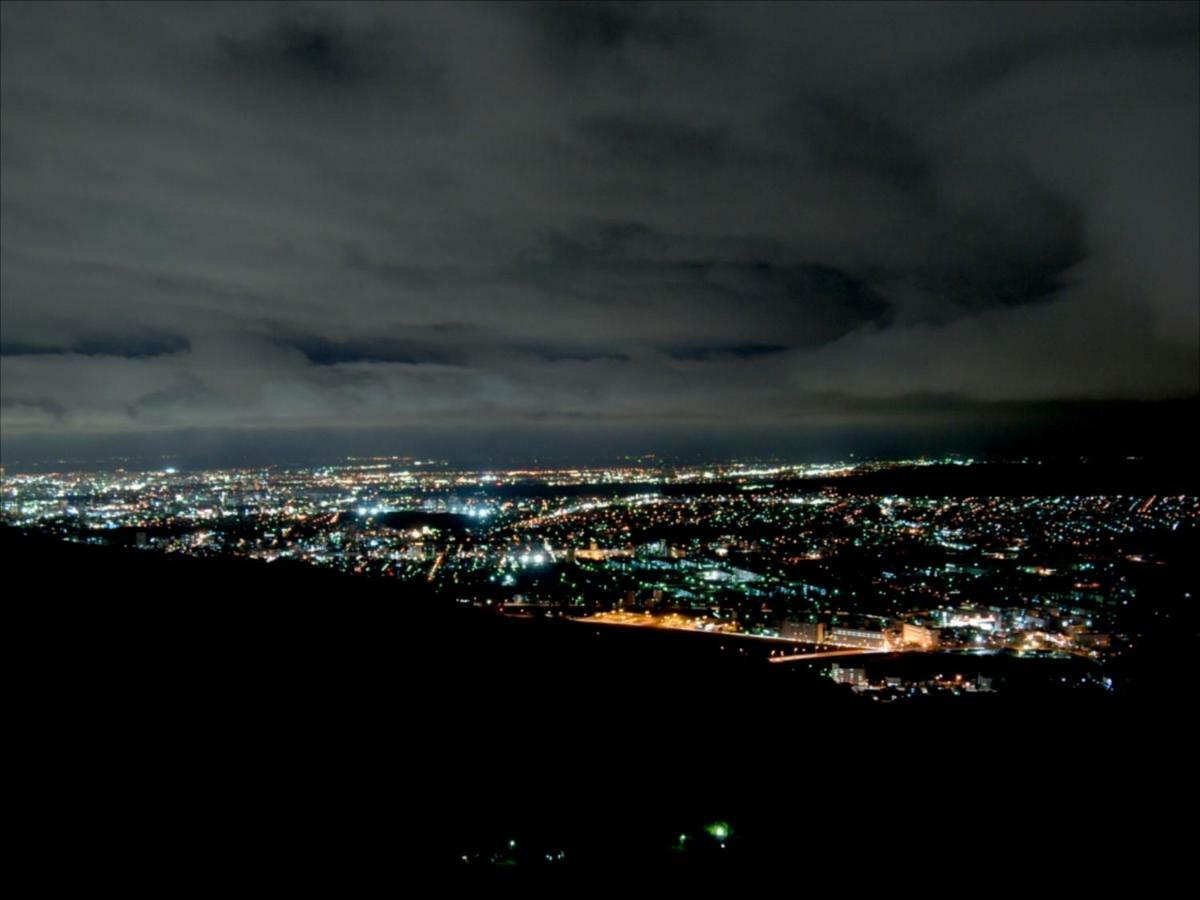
[1, 1, 1197, 466]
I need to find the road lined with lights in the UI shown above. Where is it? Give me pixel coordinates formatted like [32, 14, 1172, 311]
[767, 648, 888, 664]
[572, 611, 895, 659]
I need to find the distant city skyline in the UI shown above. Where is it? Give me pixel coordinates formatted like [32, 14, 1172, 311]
[1, 395, 1195, 474]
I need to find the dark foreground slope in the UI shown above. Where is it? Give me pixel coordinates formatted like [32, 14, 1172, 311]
[6, 528, 1194, 881]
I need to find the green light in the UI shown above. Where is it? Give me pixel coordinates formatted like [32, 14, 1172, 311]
[705, 821, 731, 840]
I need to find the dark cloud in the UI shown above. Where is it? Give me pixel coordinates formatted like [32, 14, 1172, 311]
[533, 1, 705, 56]
[285, 335, 460, 368]
[1, 1, 1196, 462]
[526, 345, 631, 364]
[572, 116, 741, 168]
[221, 15, 383, 84]
[0, 332, 190, 359]
[664, 344, 788, 363]
[790, 99, 934, 187]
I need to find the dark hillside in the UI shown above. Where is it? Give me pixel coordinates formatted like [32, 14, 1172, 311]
[6, 528, 1191, 878]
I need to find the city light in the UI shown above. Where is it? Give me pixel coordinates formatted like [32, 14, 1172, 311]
[1, 456, 1193, 701]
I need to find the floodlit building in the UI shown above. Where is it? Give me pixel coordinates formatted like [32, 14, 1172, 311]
[901, 623, 940, 650]
[827, 626, 886, 649]
[780, 619, 825, 643]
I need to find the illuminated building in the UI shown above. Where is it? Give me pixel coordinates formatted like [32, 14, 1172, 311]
[827, 627, 886, 649]
[830, 664, 867, 687]
[780, 619, 825, 643]
[901, 623, 940, 650]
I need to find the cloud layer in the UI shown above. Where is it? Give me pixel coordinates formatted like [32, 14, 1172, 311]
[2, 1, 1197, 457]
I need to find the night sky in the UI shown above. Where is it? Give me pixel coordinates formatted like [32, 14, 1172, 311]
[2, 2, 1197, 467]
